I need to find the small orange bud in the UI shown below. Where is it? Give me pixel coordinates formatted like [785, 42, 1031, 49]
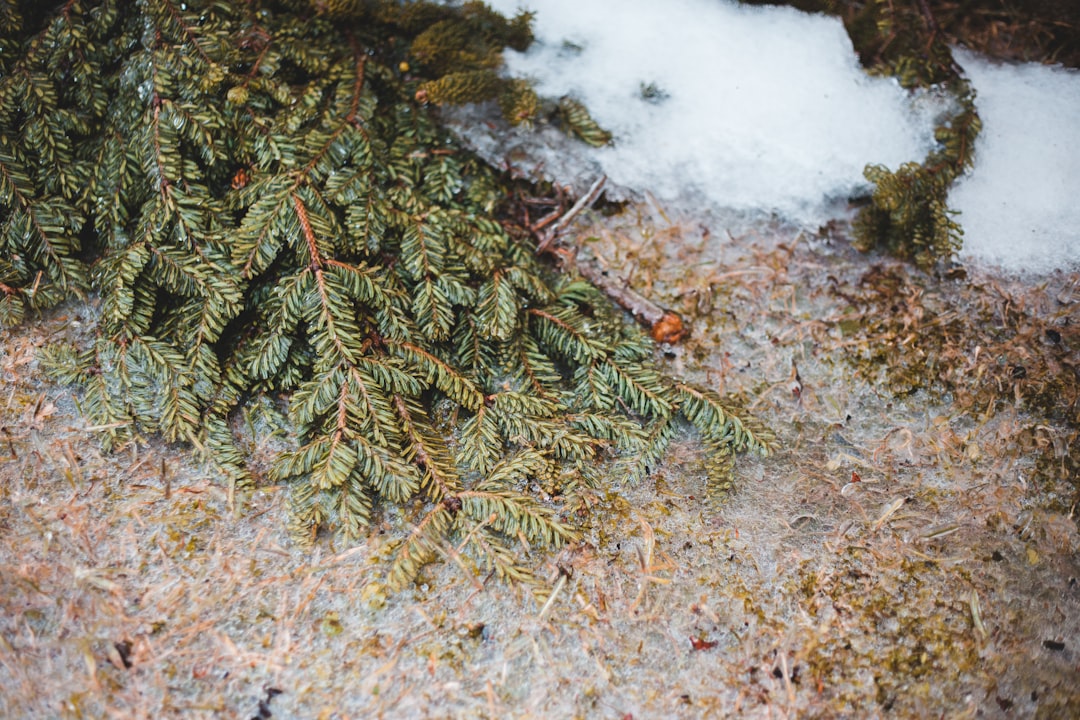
[650, 311, 685, 344]
[230, 167, 250, 190]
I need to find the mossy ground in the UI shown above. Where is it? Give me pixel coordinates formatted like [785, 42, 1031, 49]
[1, 198, 1077, 718]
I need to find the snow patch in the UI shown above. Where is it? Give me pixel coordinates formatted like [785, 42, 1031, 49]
[481, 1, 1080, 274]
[951, 49, 1080, 274]
[486, 0, 941, 225]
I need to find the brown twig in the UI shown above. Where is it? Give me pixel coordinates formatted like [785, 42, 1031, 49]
[534, 176, 687, 344]
[575, 261, 686, 344]
[536, 175, 607, 253]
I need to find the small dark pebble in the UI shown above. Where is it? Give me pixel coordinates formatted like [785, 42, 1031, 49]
[1042, 639, 1065, 652]
[114, 640, 133, 669]
[250, 687, 283, 720]
[1045, 328, 1061, 344]
[991, 550, 1004, 562]
[996, 696, 1014, 711]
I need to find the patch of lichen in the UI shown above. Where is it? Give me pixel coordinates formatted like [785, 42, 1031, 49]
[790, 548, 983, 715]
[828, 264, 1080, 515]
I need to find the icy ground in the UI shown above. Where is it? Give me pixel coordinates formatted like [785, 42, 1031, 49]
[1, 2, 1078, 717]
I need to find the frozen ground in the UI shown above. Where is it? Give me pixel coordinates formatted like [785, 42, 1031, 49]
[1, 199, 1077, 718]
[2, 3, 1079, 714]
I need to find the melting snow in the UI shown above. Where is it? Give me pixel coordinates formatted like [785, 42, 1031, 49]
[484, 0, 1080, 273]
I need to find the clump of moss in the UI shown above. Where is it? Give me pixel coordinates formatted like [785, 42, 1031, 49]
[828, 264, 1080, 516]
[791, 549, 983, 715]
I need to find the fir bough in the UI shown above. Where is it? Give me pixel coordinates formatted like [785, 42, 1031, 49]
[4, 0, 771, 588]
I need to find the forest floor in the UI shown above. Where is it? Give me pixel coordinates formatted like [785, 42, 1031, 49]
[1, 198, 1078, 719]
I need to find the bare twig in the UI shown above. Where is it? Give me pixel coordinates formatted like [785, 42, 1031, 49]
[534, 176, 687, 344]
[575, 261, 687, 344]
[536, 175, 607, 253]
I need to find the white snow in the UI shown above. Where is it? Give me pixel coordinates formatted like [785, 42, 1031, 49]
[482, 0, 1080, 274]
[950, 49, 1080, 274]
[485, 0, 942, 224]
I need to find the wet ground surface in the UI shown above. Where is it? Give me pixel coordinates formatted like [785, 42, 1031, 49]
[1, 201, 1078, 718]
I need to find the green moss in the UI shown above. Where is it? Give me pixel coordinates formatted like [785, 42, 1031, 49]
[790, 550, 983, 715]
[826, 264, 1080, 520]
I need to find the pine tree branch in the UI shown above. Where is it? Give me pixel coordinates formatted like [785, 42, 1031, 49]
[393, 393, 459, 501]
[292, 191, 324, 269]
[12, 0, 779, 588]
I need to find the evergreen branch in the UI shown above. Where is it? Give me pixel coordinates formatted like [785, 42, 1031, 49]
[148, 98, 173, 198]
[386, 340, 483, 411]
[293, 53, 370, 182]
[510, 335, 563, 397]
[393, 393, 461, 500]
[624, 415, 677, 483]
[236, 176, 294, 278]
[475, 269, 518, 341]
[674, 383, 772, 456]
[703, 441, 737, 508]
[146, 243, 242, 344]
[597, 359, 674, 418]
[151, 0, 215, 66]
[336, 475, 373, 541]
[459, 403, 503, 475]
[489, 392, 601, 461]
[527, 306, 608, 364]
[0, 150, 83, 294]
[12, 0, 779, 589]
[292, 190, 324, 269]
[400, 213, 447, 280]
[342, 36, 369, 125]
[458, 489, 575, 547]
[289, 193, 371, 366]
[236, 51, 369, 275]
[481, 448, 551, 489]
[342, 362, 407, 448]
[357, 431, 420, 503]
[389, 503, 453, 590]
[452, 315, 493, 376]
[567, 411, 646, 453]
[458, 526, 536, 584]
